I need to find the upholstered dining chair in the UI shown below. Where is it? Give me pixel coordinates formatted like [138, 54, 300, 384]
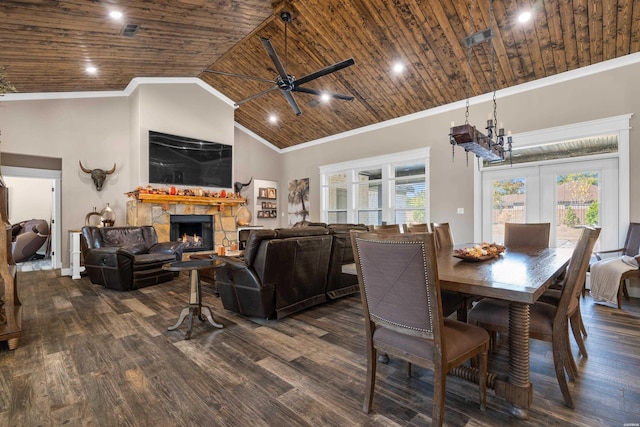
[504, 222, 550, 249]
[504, 222, 588, 358]
[351, 231, 489, 426]
[468, 226, 600, 409]
[430, 223, 454, 250]
[370, 224, 402, 234]
[404, 223, 429, 233]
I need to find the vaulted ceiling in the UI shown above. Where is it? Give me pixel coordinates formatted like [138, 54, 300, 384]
[2, 0, 639, 149]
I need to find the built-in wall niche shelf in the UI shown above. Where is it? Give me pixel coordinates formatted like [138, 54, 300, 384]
[127, 193, 246, 207]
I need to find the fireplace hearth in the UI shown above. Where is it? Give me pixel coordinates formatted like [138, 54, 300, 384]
[170, 214, 214, 252]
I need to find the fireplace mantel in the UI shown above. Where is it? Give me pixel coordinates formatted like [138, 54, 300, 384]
[131, 193, 246, 207]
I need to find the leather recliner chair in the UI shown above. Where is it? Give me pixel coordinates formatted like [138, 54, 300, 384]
[11, 219, 49, 263]
[216, 227, 333, 319]
[81, 226, 185, 291]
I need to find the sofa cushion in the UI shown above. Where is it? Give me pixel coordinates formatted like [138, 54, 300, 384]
[122, 242, 148, 255]
[100, 227, 148, 250]
[275, 226, 330, 238]
[244, 229, 278, 266]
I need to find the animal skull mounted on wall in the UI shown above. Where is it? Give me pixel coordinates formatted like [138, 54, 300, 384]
[79, 161, 116, 191]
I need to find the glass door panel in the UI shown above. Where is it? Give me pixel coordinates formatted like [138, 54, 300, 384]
[482, 167, 539, 244]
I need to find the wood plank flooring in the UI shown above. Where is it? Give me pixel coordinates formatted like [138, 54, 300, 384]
[1, 270, 640, 426]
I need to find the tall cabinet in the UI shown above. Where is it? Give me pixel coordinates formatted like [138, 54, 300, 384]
[0, 178, 21, 349]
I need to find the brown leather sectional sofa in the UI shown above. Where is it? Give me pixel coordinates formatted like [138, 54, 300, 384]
[216, 223, 367, 319]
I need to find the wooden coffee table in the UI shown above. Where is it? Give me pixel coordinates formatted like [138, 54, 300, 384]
[162, 259, 226, 339]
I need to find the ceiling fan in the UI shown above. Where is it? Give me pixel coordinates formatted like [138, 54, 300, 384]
[203, 11, 355, 116]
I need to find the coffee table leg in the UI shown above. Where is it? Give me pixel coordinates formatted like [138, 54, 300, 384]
[168, 307, 190, 331]
[200, 305, 224, 328]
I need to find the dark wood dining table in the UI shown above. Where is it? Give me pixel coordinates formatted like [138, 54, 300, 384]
[343, 244, 573, 419]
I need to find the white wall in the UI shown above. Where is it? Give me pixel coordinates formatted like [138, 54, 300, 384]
[2, 176, 52, 224]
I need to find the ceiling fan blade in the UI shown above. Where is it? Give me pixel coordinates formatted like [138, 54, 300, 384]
[292, 86, 354, 101]
[235, 86, 279, 106]
[202, 69, 274, 84]
[282, 90, 302, 116]
[294, 58, 355, 87]
[260, 37, 290, 81]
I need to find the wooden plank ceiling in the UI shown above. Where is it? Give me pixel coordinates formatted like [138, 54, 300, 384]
[2, 0, 639, 149]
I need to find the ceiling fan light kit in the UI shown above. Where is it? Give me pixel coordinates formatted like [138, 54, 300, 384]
[204, 10, 355, 117]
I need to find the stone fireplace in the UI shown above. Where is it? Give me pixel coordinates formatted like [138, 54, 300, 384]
[170, 214, 213, 252]
[126, 197, 240, 258]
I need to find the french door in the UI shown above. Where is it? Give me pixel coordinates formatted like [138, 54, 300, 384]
[481, 158, 618, 250]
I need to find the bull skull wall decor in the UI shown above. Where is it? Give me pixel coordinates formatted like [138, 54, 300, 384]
[79, 161, 116, 191]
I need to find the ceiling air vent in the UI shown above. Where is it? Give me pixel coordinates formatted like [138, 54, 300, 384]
[120, 24, 139, 37]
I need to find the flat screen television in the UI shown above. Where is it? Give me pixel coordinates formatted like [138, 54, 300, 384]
[148, 130, 232, 188]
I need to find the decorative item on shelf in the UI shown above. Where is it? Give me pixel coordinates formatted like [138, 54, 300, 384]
[79, 161, 116, 191]
[236, 205, 252, 226]
[449, 0, 513, 167]
[85, 207, 102, 227]
[100, 203, 115, 227]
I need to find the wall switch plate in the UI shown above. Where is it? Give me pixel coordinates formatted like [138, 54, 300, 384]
[457, 208, 464, 214]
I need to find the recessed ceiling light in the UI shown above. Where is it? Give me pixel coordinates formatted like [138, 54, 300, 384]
[320, 93, 331, 102]
[518, 11, 532, 23]
[268, 115, 278, 124]
[110, 11, 123, 19]
[393, 62, 405, 74]
[86, 66, 97, 74]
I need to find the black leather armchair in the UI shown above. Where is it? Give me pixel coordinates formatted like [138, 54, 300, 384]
[216, 227, 333, 319]
[81, 226, 185, 291]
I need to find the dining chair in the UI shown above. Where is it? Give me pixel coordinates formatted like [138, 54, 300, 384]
[504, 222, 588, 357]
[468, 226, 600, 408]
[503, 222, 550, 249]
[350, 231, 489, 425]
[587, 222, 640, 309]
[404, 223, 430, 233]
[370, 224, 402, 234]
[404, 222, 468, 322]
[430, 223, 454, 250]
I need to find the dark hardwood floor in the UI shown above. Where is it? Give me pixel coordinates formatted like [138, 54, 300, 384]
[2, 270, 640, 426]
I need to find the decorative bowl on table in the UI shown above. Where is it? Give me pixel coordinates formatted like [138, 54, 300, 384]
[454, 242, 505, 262]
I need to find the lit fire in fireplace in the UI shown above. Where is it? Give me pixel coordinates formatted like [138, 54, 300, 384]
[182, 233, 200, 243]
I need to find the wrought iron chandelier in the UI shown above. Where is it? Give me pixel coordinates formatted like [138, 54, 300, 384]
[449, 0, 513, 166]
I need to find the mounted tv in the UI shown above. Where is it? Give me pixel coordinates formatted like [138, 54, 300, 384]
[148, 131, 232, 188]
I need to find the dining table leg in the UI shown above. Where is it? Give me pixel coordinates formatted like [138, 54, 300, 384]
[506, 301, 533, 418]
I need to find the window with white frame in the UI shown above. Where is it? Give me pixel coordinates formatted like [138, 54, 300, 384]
[320, 148, 430, 226]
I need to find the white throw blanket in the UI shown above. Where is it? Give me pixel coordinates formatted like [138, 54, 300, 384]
[590, 256, 638, 305]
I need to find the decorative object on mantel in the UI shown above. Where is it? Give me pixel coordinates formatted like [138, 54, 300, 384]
[233, 177, 253, 197]
[79, 161, 116, 191]
[125, 186, 245, 208]
[449, 0, 513, 167]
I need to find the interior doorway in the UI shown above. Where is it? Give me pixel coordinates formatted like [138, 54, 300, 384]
[1, 166, 61, 271]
